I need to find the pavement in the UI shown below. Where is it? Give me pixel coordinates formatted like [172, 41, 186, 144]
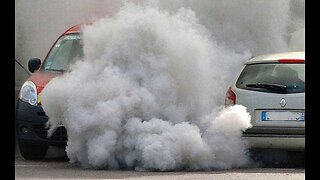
[15, 144, 305, 180]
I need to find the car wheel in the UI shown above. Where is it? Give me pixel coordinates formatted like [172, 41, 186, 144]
[19, 143, 48, 160]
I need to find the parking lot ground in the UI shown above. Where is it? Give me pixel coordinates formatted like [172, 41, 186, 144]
[15, 146, 305, 180]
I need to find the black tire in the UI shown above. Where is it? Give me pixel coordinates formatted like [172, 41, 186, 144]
[19, 143, 48, 160]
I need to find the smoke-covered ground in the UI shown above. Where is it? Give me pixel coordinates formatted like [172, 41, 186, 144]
[17, 0, 304, 171]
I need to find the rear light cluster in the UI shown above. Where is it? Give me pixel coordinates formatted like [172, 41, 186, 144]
[277, 59, 304, 63]
[225, 87, 236, 107]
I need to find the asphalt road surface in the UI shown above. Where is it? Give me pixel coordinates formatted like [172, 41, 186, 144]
[15, 145, 305, 180]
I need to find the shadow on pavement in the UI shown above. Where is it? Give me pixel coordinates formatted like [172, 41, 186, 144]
[15, 139, 68, 162]
[248, 149, 305, 169]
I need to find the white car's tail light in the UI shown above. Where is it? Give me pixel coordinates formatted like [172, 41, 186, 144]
[225, 87, 236, 107]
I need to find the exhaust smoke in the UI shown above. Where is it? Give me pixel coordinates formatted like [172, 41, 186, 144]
[38, 0, 304, 171]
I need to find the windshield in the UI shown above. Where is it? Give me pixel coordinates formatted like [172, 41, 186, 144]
[43, 34, 83, 71]
[236, 63, 305, 94]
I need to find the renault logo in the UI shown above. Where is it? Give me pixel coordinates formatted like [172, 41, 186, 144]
[279, 98, 286, 107]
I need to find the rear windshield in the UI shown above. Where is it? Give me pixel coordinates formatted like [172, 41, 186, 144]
[42, 34, 83, 71]
[236, 63, 305, 94]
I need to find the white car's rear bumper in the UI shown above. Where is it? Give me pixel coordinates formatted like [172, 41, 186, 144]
[242, 135, 305, 150]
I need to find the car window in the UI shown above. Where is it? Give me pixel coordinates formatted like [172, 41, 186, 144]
[236, 63, 305, 94]
[43, 34, 83, 71]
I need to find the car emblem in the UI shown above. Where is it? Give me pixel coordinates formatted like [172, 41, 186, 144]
[279, 98, 286, 107]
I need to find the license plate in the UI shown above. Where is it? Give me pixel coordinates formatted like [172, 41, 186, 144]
[261, 111, 305, 121]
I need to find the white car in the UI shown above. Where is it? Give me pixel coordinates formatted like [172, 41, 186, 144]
[225, 51, 305, 150]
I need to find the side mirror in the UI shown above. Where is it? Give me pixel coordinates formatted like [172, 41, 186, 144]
[28, 58, 41, 73]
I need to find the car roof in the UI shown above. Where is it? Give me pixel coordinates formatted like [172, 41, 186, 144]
[247, 51, 305, 64]
[62, 24, 83, 35]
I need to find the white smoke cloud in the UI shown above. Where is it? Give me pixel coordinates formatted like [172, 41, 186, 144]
[38, 0, 304, 171]
[147, 0, 291, 55]
[15, 0, 304, 65]
[41, 3, 252, 170]
[288, 27, 305, 51]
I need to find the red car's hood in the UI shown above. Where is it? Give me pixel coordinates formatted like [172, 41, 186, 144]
[27, 70, 61, 94]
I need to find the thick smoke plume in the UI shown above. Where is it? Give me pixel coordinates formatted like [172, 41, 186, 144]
[41, 3, 252, 170]
[37, 0, 304, 171]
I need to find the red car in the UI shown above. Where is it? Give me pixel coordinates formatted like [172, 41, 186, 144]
[16, 25, 83, 160]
